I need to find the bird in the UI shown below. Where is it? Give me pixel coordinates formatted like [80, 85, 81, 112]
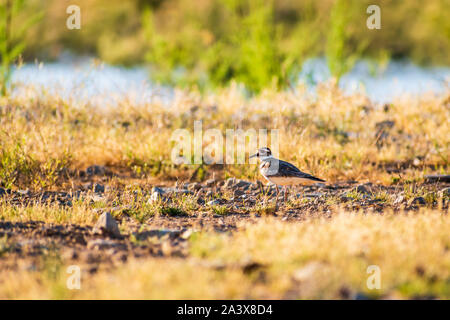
[249, 147, 325, 203]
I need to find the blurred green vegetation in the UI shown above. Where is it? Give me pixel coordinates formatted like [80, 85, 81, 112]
[3, 0, 450, 91]
[0, 0, 41, 95]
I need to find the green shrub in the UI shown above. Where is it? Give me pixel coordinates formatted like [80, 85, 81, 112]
[0, 0, 42, 96]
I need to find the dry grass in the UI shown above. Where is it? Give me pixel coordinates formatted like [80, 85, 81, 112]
[1, 80, 449, 190]
[0, 208, 448, 299]
[0, 80, 449, 299]
[0, 201, 97, 225]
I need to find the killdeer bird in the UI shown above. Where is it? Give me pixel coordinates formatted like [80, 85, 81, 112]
[250, 147, 325, 202]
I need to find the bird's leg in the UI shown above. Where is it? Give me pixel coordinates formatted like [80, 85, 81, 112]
[284, 186, 288, 202]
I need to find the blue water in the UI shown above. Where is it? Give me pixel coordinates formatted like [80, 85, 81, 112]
[11, 58, 450, 105]
[300, 58, 450, 102]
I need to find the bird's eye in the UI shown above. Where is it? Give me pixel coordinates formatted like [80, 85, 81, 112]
[257, 153, 259, 157]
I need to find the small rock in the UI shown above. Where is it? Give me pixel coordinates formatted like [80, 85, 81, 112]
[354, 185, 370, 195]
[224, 178, 236, 189]
[204, 179, 216, 187]
[393, 195, 405, 205]
[86, 165, 107, 176]
[314, 182, 326, 188]
[205, 191, 213, 198]
[361, 194, 371, 201]
[251, 181, 263, 190]
[152, 186, 165, 194]
[234, 179, 252, 189]
[114, 252, 128, 263]
[147, 192, 163, 204]
[409, 197, 426, 206]
[93, 183, 105, 193]
[147, 187, 167, 204]
[17, 189, 30, 196]
[62, 249, 79, 260]
[161, 187, 190, 195]
[293, 262, 324, 281]
[93, 212, 121, 237]
[89, 194, 106, 203]
[207, 199, 221, 206]
[188, 182, 202, 191]
[304, 192, 324, 198]
[87, 239, 124, 250]
[424, 175, 450, 183]
[180, 229, 193, 240]
[439, 188, 450, 198]
[133, 229, 181, 241]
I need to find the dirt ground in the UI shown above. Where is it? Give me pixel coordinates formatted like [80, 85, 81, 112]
[1, 166, 448, 280]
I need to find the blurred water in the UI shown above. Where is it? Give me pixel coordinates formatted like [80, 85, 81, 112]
[11, 61, 173, 107]
[11, 58, 450, 105]
[300, 58, 450, 102]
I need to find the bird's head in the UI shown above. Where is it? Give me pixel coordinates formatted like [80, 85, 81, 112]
[249, 147, 272, 161]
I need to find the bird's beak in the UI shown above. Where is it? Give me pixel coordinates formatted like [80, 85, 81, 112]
[249, 153, 257, 159]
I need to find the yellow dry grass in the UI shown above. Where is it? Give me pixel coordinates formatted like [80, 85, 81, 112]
[1, 80, 448, 189]
[0, 208, 448, 299]
[0, 79, 449, 299]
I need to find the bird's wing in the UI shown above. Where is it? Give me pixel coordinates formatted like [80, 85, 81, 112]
[268, 159, 325, 182]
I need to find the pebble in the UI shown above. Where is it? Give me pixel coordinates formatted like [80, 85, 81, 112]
[393, 195, 405, 205]
[440, 188, 450, 197]
[17, 190, 30, 196]
[147, 187, 168, 204]
[89, 194, 106, 203]
[293, 262, 325, 281]
[93, 183, 105, 193]
[409, 197, 426, 206]
[304, 192, 324, 198]
[152, 186, 165, 194]
[133, 229, 181, 240]
[86, 165, 107, 176]
[361, 194, 371, 201]
[188, 182, 202, 191]
[161, 187, 190, 194]
[233, 179, 252, 189]
[354, 185, 370, 195]
[224, 178, 236, 189]
[207, 199, 221, 206]
[204, 179, 216, 187]
[93, 212, 121, 237]
[87, 239, 124, 250]
[205, 191, 213, 198]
